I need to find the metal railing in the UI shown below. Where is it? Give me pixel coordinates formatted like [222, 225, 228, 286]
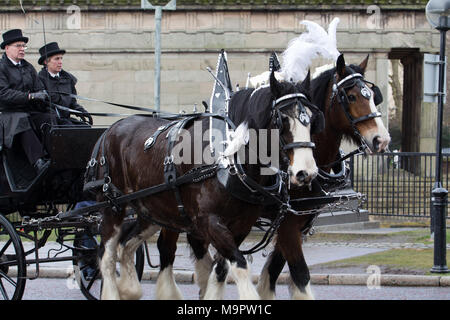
[349, 152, 450, 219]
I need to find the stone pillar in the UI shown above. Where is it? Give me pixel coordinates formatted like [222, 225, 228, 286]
[375, 57, 390, 130]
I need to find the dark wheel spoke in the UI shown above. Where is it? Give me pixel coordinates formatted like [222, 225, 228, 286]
[0, 215, 26, 300]
[0, 269, 17, 287]
[0, 238, 12, 257]
[0, 278, 10, 300]
[85, 269, 100, 291]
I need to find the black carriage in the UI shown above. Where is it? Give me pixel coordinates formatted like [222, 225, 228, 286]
[0, 123, 145, 300]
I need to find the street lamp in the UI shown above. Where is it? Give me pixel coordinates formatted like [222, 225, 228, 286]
[426, 0, 450, 274]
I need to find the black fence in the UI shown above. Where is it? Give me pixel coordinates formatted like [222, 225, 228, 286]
[349, 152, 450, 219]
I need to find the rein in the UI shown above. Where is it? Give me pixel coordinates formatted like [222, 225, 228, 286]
[322, 144, 365, 169]
[47, 91, 165, 115]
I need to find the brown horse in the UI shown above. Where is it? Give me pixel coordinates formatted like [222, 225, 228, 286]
[155, 54, 390, 300]
[91, 71, 320, 300]
[256, 54, 391, 299]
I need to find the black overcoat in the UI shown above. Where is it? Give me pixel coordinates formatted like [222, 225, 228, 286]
[0, 53, 45, 148]
[38, 68, 87, 119]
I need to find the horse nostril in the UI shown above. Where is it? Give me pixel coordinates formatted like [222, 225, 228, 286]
[372, 136, 381, 152]
[296, 170, 308, 183]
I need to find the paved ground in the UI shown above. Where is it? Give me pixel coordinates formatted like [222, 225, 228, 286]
[19, 278, 450, 300]
[6, 226, 449, 288]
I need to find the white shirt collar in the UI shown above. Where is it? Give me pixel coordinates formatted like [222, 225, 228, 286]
[48, 71, 60, 78]
[7, 56, 21, 66]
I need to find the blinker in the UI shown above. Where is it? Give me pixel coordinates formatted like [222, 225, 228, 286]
[360, 86, 371, 100]
[371, 85, 383, 105]
[297, 101, 310, 127]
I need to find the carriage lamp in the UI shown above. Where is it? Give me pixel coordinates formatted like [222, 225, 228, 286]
[426, 0, 449, 273]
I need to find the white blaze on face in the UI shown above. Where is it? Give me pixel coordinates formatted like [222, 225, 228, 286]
[287, 109, 318, 186]
[361, 91, 391, 153]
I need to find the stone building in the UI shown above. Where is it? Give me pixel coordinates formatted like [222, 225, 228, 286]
[0, 0, 445, 153]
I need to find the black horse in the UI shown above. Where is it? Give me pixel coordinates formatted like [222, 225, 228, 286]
[90, 71, 321, 299]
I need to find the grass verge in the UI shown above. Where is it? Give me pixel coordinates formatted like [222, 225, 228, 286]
[315, 248, 450, 276]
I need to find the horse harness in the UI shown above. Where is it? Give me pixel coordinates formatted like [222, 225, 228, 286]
[81, 92, 323, 254]
[217, 92, 323, 205]
[273, 92, 324, 151]
[330, 72, 383, 149]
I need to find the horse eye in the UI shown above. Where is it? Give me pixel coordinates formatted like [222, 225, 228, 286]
[348, 94, 356, 102]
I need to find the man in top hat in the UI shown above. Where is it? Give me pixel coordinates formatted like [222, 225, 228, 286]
[38, 42, 92, 125]
[0, 29, 52, 174]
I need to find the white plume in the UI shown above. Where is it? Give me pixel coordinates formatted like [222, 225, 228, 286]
[280, 17, 341, 83]
[222, 122, 249, 157]
[298, 18, 340, 61]
[280, 40, 323, 83]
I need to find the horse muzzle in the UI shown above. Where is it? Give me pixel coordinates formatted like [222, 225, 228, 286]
[369, 134, 391, 153]
[290, 168, 318, 187]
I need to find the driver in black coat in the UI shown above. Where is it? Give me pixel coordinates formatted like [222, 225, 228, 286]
[37, 42, 92, 125]
[0, 29, 52, 174]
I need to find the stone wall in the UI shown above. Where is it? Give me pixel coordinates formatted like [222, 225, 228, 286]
[0, 4, 443, 141]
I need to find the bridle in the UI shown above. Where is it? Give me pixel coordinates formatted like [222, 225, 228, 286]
[272, 92, 318, 155]
[230, 91, 320, 202]
[330, 72, 382, 150]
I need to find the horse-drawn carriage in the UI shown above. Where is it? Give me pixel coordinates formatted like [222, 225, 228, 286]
[0, 120, 150, 300]
[0, 43, 389, 300]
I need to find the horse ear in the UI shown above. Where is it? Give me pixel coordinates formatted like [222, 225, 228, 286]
[269, 70, 282, 98]
[336, 54, 346, 78]
[359, 54, 369, 73]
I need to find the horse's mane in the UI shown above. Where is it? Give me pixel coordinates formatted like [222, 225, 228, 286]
[228, 80, 298, 130]
[310, 63, 365, 113]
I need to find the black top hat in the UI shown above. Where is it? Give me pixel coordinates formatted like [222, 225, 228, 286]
[1, 29, 29, 49]
[38, 42, 66, 65]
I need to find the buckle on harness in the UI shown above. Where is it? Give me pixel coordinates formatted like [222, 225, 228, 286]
[164, 155, 174, 165]
[102, 176, 112, 192]
[88, 158, 97, 168]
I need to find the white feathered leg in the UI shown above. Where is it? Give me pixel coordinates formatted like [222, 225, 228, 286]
[100, 226, 121, 300]
[117, 225, 159, 300]
[203, 260, 229, 300]
[230, 262, 259, 300]
[257, 257, 276, 300]
[155, 265, 183, 300]
[194, 251, 213, 299]
[289, 279, 315, 300]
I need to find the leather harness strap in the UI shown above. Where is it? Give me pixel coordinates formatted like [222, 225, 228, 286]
[163, 115, 199, 220]
[144, 120, 178, 151]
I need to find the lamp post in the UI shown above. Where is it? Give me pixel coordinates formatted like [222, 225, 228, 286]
[141, 0, 176, 112]
[426, 0, 450, 274]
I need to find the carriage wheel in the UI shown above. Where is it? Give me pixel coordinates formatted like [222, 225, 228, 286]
[0, 214, 26, 300]
[72, 235, 145, 300]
